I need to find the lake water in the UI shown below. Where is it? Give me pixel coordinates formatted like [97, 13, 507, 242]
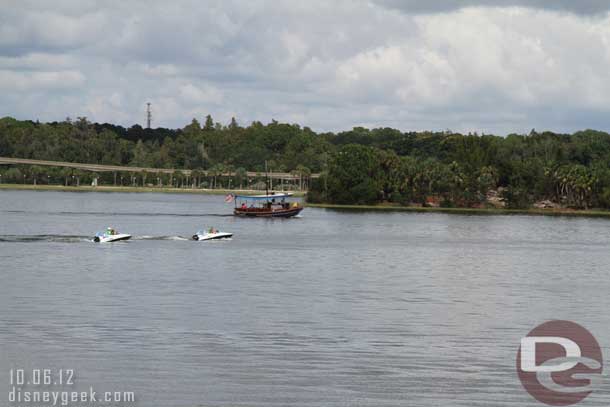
[1, 190, 609, 406]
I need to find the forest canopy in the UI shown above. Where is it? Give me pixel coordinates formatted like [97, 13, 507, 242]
[2, 115, 610, 209]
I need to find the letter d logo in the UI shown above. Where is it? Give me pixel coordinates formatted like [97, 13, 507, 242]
[520, 336, 581, 373]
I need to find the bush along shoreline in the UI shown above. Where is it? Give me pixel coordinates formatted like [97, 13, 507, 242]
[4, 116, 610, 211]
[307, 135, 610, 211]
[304, 202, 610, 219]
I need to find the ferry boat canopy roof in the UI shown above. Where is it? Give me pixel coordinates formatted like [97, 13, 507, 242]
[234, 193, 294, 200]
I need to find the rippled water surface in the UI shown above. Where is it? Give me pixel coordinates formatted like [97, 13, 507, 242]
[1, 190, 609, 406]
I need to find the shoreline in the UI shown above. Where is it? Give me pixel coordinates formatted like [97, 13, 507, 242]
[306, 202, 610, 219]
[3, 184, 609, 218]
[0, 183, 306, 196]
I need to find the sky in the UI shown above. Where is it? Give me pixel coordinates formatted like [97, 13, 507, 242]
[2, 0, 610, 135]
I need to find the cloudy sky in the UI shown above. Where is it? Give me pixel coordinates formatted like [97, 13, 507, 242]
[2, 1, 610, 135]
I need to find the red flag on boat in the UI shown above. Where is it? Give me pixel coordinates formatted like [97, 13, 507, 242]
[224, 193, 234, 203]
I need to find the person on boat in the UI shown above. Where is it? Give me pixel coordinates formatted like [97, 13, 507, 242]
[241, 202, 247, 209]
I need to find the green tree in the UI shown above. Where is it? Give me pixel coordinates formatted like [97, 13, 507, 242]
[326, 144, 381, 204]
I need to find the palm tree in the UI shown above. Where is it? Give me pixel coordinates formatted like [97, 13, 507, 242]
[30, 165, 44, 185]
[191, 169, 203, 188]
[294, 165, 310, 191]
[235, 167, 247, 189]
[208, 164, 225, 189]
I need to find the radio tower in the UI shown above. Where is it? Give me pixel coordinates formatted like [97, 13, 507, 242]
[146, 102, 152, 129]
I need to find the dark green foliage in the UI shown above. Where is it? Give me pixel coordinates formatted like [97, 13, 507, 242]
[315, 127, 610, 209]
[0, 116, 330, 173]
[4, 116, 610, 209]
[326, 144, 382, 204]
[501, 186, 531, 209]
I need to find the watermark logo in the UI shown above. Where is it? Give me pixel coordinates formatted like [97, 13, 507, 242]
[517, 320, 603, 405]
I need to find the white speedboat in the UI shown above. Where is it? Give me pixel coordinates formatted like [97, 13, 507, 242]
[192, 229, 233, 241]
[93, 228, 131, 243]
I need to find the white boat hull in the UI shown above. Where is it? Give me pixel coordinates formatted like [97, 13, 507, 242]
[94, 233, 132, 243]
[192, 232, 233, 241]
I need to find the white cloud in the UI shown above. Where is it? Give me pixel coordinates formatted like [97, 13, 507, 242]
[84, 92, 130, 124]
[375, 0, 610, 15]
[0, 9, 108, 53]
[1, 1, 610, 135]
[0, 70, 85, 91]
[178, 83, 223, 104]
[139, 64, 181, 77]
[0, 53, 77, 70]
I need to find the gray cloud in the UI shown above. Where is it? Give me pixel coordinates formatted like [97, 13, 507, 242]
[1, 0, 610, 135]
[375, 0, 610, 15]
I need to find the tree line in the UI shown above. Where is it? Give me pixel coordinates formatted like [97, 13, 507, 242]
[2, 115, 610, 209]
[0, 116, 324, 189]
[308, 128, 610, 209]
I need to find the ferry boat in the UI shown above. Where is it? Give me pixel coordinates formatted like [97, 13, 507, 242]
[231, 192, 303, 218]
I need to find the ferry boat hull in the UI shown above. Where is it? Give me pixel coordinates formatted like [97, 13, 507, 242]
[233, 206, 303, 218]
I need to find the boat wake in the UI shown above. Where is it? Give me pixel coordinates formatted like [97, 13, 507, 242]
[0, 234, 190, 243]
[2, 210, 232, 217]
[0, 234, 91, 243]
[136, 235, 190, 241]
